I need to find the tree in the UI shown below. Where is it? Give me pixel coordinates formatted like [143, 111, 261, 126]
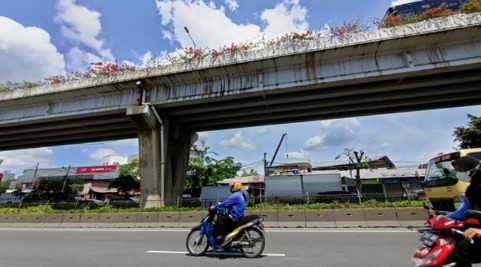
[118, 159, 140, 178]
[186, 154, 242, 188]
[336, 148, 371, 202]
[453, 114, 481, 149]
[0, 181, 10, 194]
[241, 169, 260, 177]
[108, 174, 140, 198]
[22, 178, 71, 202]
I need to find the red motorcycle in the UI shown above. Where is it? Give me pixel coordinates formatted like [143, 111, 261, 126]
[411, 210, 481, 267]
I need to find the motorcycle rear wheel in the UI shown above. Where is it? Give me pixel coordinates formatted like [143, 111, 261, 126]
[186, 229, 209, 256]
[240, 227, 265, 258]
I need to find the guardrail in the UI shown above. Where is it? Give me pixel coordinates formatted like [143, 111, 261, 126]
[0, 207, 429, 228]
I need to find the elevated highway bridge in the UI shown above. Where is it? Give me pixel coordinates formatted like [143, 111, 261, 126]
[1, 13, 481, 206]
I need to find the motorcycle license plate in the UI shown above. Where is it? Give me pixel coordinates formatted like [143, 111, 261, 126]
[420, 232, 438, 247]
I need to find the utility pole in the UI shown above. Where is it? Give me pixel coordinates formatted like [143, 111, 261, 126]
[263, 152, 268, 176]
[31, 162, 39, 187]
[62, 165, 71, 194]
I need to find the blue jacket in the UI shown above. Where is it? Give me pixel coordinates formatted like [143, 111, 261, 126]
[446, 197, 471, 221]
[215, 191, 245, 221]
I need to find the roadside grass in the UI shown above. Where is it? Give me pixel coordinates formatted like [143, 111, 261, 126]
[0, 200, 424, 215]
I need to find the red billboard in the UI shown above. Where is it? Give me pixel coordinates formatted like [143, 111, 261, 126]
[75, 165, 117, 174]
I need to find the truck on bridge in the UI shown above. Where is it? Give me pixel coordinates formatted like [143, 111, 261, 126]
[382, 0, 467, 26]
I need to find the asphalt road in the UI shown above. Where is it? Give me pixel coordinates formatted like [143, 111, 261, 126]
[0, 228, 421, 267]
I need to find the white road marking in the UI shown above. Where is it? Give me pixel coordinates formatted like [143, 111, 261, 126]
[146, 250, 286, 257]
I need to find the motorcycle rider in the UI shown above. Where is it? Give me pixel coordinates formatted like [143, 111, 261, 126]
[444, 156, 481, 267]
[211, 179, 246, 241]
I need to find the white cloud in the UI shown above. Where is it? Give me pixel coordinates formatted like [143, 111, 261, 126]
[260, 0, 308, 39]
[109, 139, 138, 149]
[0, 17, 65, 83]
[89, 148, 116, 161]
[155, 0, 308, 49]
[304, 118, 361, 150]
[65, 47, 102, 73]
[304, 135, 324, 150]
[225, 0, 239, 12]
[220, 131, 256, 151]
[256, 127, 269, 135]
[55, 0, 113, 70]
[286, 150, 309, 160]
[0, 148, 55, 175]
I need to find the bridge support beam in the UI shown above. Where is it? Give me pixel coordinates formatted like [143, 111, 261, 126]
[127, 104, 195, 207]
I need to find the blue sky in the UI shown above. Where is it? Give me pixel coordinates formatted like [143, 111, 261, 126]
[1, 0, 480, 176]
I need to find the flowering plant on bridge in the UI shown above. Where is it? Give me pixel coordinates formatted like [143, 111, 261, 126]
[211, 43, 252, 59]
[379, 15, 407, 28]
[180, 47, 207, 61]
[330, 19, 369, 36]
[42, 62, 135, 85]
[417, 2, 454, 20]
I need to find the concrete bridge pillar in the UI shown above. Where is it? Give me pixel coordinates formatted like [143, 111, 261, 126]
[126, 104, 195, 207]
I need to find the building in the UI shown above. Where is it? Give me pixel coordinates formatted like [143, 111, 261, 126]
[17, 165, 121, 200]
[220, 155, 425, 203]
[101, 154, 138, 165]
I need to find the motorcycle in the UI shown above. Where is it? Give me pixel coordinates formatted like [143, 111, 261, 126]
[185, 206, 266, 258]
[411, 210, 481, 267]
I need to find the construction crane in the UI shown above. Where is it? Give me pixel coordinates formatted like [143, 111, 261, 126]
[264, 133, 287, 176]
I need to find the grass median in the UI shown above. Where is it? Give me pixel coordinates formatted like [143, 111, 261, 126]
[0, 200, 424, 215]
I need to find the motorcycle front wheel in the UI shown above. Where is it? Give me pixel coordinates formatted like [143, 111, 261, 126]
[186, 229, 209, 256]
[240, 227, 265, 258]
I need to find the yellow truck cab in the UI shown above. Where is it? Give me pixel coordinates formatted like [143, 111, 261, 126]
[424, 148, 481, 213]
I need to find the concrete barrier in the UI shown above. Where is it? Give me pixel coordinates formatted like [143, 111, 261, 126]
[277, 210, 305, 228]
[59, 214, 81, 228]
[43, 214, 63, 228]
[305, 210, 336, 228]
[135, 212, 159, 228]
[79, 213, 100, 228]
[115, 213, 138, 228]
[396, 208, 429, 228]
[0, 207, 429, 229]
[0, 215, 14, 227]
[252, 210, 278, 228]
[157, 211, 180, 228]
[13, 214, 45, 228]
[178, 212, 203, 228]
[96, 213, 119, 228]
[364, 208, 401, 228]
[334, 209, 368, 228]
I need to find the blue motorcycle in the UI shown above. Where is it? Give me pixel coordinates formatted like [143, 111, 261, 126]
[186, 206, 266, 258]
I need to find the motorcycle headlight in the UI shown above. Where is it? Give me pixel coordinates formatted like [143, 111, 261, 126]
[411, 249, 442, 267]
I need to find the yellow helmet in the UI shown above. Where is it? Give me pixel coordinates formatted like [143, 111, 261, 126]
[229, 179, 242, 192]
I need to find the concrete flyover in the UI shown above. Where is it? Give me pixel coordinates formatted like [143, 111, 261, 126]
[1, 13, 481, 205]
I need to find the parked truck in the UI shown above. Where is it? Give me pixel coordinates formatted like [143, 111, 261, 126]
[424, 148, 481, 213]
